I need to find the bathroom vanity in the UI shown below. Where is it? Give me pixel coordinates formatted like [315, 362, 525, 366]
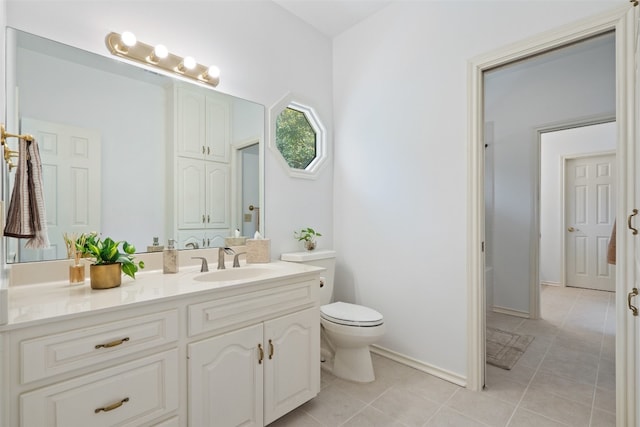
[0, 261, 322, 426]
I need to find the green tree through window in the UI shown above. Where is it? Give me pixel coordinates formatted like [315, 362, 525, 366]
[275, 107, 317, 169]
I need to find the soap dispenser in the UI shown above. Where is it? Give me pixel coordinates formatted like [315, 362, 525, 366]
[163, 239, 179, 274]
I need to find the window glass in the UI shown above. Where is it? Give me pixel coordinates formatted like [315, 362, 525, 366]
[275, 107, 317, 170]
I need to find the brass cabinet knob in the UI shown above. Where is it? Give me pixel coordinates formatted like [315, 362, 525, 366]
[568, 227, 575, 232]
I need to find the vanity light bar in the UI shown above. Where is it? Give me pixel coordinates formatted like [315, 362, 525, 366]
[105, 32, 220, 87]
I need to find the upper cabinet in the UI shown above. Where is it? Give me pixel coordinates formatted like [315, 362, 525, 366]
[176, 86, 230, 163]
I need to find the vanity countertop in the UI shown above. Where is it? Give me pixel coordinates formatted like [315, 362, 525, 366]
[3, 261, 323, 330]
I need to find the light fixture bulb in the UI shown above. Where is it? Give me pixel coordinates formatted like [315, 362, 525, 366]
[183, 56, 196, 70]
[154, 44, 168, 59]
[121, 31, 137, 47]
[207, 65, 220, 79]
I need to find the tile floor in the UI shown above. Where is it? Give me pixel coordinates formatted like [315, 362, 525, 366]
[269, 285, 615, 427]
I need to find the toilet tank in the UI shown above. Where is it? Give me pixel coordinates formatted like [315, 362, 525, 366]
[280, 250, 336, 305]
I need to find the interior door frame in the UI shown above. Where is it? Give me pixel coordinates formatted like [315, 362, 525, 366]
[467, 5, 637, 426]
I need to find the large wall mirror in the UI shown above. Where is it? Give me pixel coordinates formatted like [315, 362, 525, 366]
[4, 28, 265, 264]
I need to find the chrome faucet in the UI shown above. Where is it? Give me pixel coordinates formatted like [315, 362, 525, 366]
[217, 247, 235, 270]
[191, 257, 209, 272]
[233, 252, 247, 268]
[185, 242, 199, 249]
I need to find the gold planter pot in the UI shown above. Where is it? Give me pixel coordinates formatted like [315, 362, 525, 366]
[90, 263, 122, 289]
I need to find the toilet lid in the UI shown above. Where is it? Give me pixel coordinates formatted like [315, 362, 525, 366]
[321, 302, 384, 327]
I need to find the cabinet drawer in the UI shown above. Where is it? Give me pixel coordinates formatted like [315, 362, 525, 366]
[21, 310, 178, 383]
[20, 349, 178, 427]
[188, 280, 316, 336]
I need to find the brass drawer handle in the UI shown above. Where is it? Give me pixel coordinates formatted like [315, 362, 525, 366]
[628, 209, 638, 235]
[269, 339, 274, 359]
[95, 397, 129, 413]
[628, 288, 639, 316]
[258, 343, 264, 364]
[95, 337, 130, 349]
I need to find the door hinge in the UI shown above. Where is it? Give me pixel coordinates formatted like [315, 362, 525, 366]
[481, 241, 485, 252]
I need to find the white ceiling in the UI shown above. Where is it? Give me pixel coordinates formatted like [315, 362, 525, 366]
[272, 0, 393, 38]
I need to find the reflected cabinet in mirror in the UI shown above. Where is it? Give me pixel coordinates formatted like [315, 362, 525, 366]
[5, 28, 265, 263]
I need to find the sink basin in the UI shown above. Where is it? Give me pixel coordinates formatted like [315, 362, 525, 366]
[193, 268, 273, 282]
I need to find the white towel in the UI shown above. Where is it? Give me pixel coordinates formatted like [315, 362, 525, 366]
[4, 137, 50, 249]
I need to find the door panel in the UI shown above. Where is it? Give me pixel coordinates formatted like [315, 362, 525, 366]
[14, 118, 100, 262]
[566, 154, 616, 291]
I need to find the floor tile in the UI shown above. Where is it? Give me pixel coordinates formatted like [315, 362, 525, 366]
[424, 407, 489, 427]
[342, 406, 406, 427]
[446, 388, 515, 427]
[519, 384, 592, 426]
[528, 371, 594, 406]
[392, 371, 460, 404]
[371, 386, 440, 426]
[594, 386, 615, 413]
[507, 408, 569, 427]
[301, 384, 367, 426]
[590, 408, 615, 427]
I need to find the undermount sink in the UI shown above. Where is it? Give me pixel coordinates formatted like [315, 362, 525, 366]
[193, 268, 273, 282]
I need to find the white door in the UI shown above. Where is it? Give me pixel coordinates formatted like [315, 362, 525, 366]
[11, 118, 101, 262]
[565, 154, 616, 291]
[188, 323, 263, 427]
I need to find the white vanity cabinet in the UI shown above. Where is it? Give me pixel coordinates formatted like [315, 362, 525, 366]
[176, 157, 230, 231]
[1, 262, 322, 427]
[176, 86, 230, 163]
[189, 307, 319, 426]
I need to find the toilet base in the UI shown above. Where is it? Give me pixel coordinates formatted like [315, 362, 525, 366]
[330, 346, 375, 383]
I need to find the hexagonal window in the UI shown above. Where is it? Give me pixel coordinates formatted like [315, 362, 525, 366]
[270, 96, 327, 179]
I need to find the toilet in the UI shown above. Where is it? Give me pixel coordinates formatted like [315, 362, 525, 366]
[281, 250, 384, 383]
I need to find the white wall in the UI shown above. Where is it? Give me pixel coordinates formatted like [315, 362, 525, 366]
[333, 1, 621, 379]
[484, 34, 615, 314]
[4, 0, 334, 261]
[540, 122, 616, 285]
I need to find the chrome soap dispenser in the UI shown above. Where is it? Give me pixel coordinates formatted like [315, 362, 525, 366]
[163, 239, 179, 274]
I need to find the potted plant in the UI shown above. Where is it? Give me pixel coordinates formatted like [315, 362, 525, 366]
[294, 227, 322, 251]
[78, 234, 145, 289]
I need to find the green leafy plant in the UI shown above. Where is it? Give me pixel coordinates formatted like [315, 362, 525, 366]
[78, 233, 145, 279]
[294, 227, 322, 243]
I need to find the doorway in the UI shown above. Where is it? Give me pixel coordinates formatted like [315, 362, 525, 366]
[234, 141, 260, 237]
[468, 5, 637, 425]
[540, 122, 617, 294]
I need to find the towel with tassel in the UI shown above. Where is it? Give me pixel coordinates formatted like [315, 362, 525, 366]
[607, 221, 616, 265]
[4, 137, 50, 248]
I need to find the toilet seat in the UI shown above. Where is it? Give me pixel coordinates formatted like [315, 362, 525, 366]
[321, 302, 384, 327]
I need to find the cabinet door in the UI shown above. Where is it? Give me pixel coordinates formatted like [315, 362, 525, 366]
[205, 96, 230, 163]
[205, 162, 230, 229]
[263, 308, 320, 425]
[188, 324, 263, 427]
[176, 88, 206, 159]
[177, 158, 206, 229]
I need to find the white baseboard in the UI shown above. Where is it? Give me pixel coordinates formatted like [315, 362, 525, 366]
[370, 344, 466, 387]
[541, 281, 563, 287]
[492, 305, 529, 319]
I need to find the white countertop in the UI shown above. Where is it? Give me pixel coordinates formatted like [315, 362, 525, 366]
[3, 261, 323, 330]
